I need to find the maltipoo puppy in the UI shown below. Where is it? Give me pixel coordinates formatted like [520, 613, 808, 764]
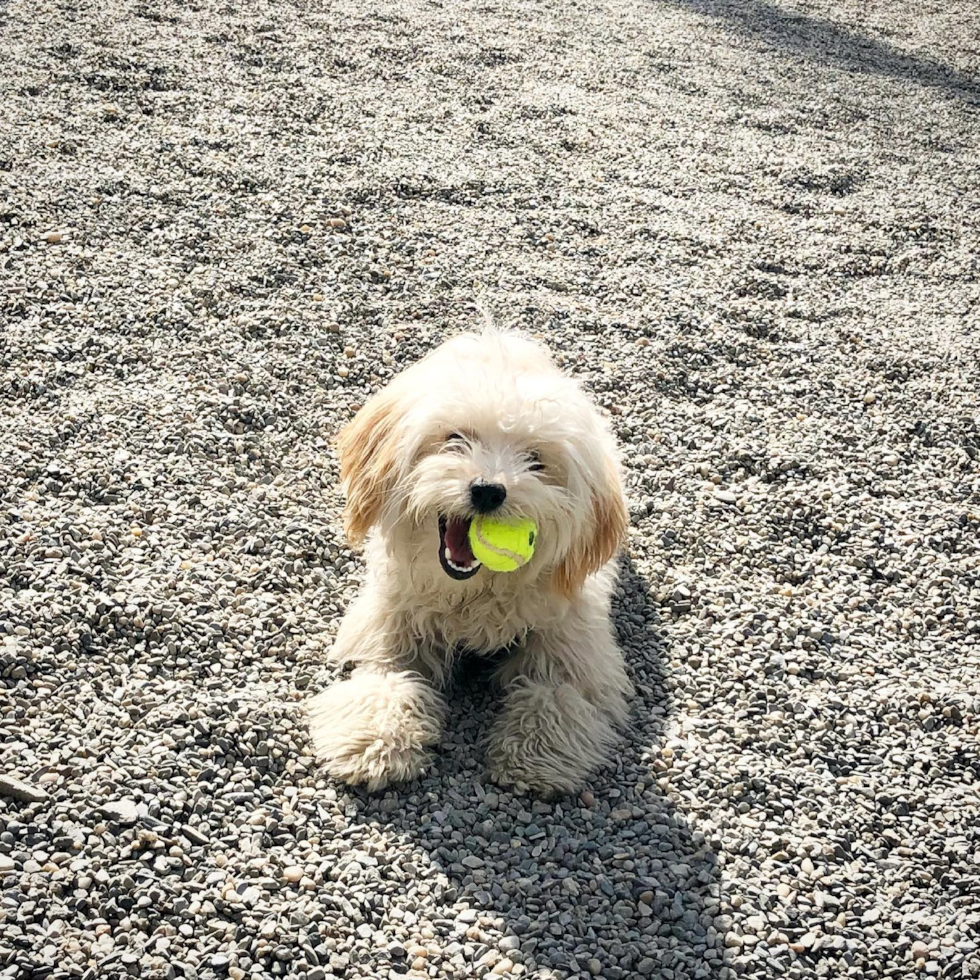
[306, 330, 631, 795]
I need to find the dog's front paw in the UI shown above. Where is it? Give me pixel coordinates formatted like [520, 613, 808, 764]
[487, 680, 617, 797]
[306, 670, 445, 791]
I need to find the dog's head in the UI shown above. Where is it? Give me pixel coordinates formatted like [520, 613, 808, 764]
[337, 331, 627, 596]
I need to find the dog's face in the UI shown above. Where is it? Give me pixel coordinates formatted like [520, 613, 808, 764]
[337, 332, 627, 595]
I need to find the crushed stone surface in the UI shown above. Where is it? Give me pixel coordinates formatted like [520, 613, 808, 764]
[1, 0, 979, 978]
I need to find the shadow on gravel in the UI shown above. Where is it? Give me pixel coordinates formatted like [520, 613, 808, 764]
[352, 556, 724, 979]
[663, 0, 980, 101]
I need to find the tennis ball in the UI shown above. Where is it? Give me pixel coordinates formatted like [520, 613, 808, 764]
[468, 516, 537, 572]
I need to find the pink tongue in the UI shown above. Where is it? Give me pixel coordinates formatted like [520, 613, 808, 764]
[446, 517, 476, 564]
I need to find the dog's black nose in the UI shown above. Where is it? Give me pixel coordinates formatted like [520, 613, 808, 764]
[470, 481, 507, 513]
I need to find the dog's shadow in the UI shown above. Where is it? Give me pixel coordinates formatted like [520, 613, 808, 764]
[345, 556, 723, 979]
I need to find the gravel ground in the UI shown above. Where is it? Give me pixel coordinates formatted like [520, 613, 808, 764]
[2, 0, 980, 978]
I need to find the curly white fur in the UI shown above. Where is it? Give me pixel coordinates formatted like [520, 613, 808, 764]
[306, 670, 445, 790]
[306, 330, 632, 796]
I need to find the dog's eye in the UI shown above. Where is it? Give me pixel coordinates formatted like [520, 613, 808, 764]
[526, 451, 545, 472]
[444, 432, 467, 452]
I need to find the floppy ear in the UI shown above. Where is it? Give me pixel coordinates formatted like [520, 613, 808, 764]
[552, 458, 628, 598]
[336, 387, 403, 546]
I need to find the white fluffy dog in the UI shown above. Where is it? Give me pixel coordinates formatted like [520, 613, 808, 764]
[306, 330, 632, 796]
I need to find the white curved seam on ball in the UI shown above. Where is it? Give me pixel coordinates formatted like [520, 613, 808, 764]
[473, 520, 527, 567]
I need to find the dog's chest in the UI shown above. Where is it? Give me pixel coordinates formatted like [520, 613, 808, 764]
[413, 584, 554, 654]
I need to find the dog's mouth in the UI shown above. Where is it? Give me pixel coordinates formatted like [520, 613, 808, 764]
[438, 516, 482, 580]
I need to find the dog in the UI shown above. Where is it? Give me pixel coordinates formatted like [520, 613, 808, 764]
[306, 329, 632, 795]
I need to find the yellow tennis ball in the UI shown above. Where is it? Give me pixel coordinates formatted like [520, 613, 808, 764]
[468, 516, 537, 572]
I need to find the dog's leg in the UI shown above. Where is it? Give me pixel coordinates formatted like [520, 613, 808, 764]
[306, 587, 446, 790]
[306, 667, 444, 790]
[488, 582, 632, 796]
